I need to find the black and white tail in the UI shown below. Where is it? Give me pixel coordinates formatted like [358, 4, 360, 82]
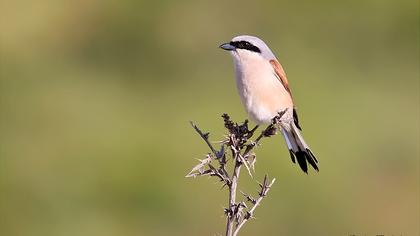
[281, 122, 319, 173]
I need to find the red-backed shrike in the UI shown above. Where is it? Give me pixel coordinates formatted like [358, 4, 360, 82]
[220, 35, 318, 173]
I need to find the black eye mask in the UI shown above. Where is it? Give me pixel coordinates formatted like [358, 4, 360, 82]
[230, 41, 261, 53]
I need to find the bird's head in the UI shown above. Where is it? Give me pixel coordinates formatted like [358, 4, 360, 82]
[219, 35, 277, 62]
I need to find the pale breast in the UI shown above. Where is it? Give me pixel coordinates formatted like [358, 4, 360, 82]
[233, 52, 294, 124]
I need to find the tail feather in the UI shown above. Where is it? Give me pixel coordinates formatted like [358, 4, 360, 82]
[282, 129, 297, 163]
[295, 151, 308, 173]
[288, 150, 296, 163]
[281, 123, 319, 173]
[306, 148, 319, 164]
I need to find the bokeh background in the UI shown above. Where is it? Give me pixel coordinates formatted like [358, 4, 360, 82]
[1, 0, 418, 235]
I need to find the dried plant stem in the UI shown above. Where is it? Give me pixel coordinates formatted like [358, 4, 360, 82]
[233, 177, 276, 236]
[187, 111, 286, 236]
[190, 121, 219, 157]
[226, 160, 241, 236]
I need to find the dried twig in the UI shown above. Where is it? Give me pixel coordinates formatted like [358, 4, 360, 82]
[187, 111, 286, 236]
[233, 175, 276, 236]
[190, 121, 221, 158]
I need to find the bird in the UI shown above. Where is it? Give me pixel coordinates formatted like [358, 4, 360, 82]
[219, 35, 318, 173]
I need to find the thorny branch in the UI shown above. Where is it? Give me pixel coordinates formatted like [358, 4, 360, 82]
[186, 111, 286, 236]
[234, 175, 276, 236]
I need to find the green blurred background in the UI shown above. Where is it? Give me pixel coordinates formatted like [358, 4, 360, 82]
[0, 0, 418, 235]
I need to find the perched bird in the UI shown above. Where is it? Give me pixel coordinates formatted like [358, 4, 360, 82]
[219, 35, 318, 173]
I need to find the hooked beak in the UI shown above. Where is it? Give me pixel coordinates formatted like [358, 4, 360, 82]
[219, 42, 236, 51]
